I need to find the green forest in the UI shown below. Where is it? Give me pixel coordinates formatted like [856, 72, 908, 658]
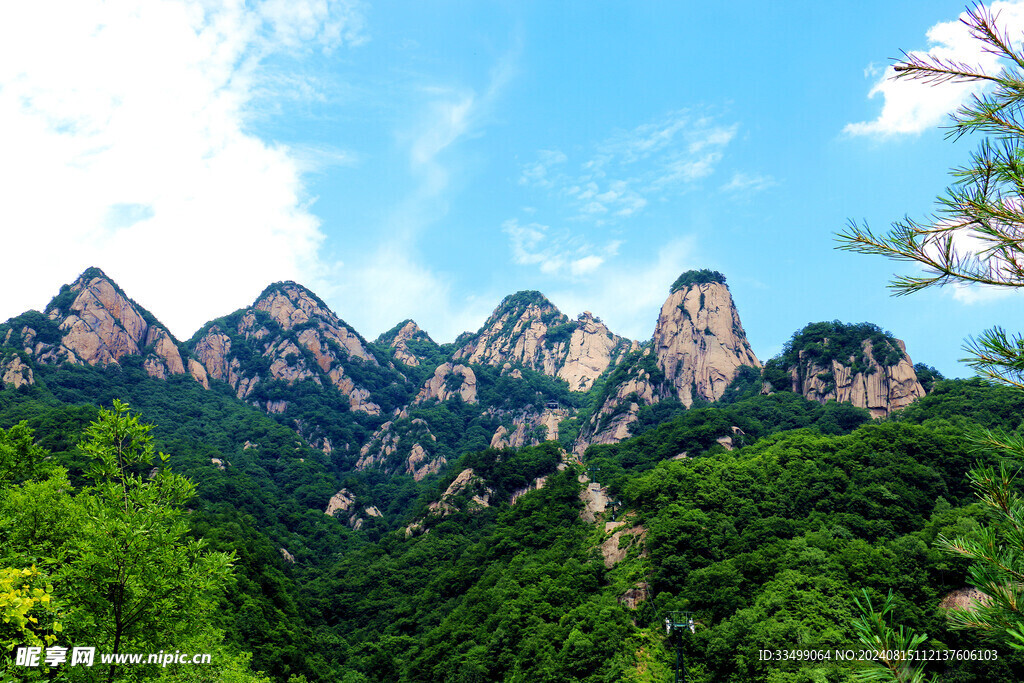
[3, 351, 1024, 681]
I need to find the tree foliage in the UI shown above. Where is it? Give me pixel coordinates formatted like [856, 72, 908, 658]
[836, 3, 1024, 673]
[837, 3, 1024, 388]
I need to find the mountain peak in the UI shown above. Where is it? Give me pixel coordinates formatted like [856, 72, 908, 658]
[452, 290, 636, 391]
[655, 273, 759, 406]
[761, 321, 925, 417]
[670, 269, 727, 293]
[73, 265, 113, 285]
[5, 267, 209, 385]
[490, 290, 557, 322]
[251, 281, 339, 331]
[376, 320, 437, 368]
[190, 279, 384, 414]
[376, 319, 426, 345]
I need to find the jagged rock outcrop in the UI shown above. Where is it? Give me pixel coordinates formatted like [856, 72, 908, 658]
[558, 312, 639, 391]
[356, 418, 446, 481]
[428, 468, 493, 515]
[376, 320, 438, 367]
[2, 268, 206, 386]
[600, 522, 647, 568]
[763, 323, 926, 418]
[654, 276, 760, 406]
[510, 474, 550, 505]
[579, 476, 612, 523]
[325, 489, 357, 517]
[454, 293, 636, 391]
[405, 467, 495, 537]
[324, 488, 384, 529]
[2, 356, 34, 388]
[576, 272, 760, 452]
[489, 406, 565, 449]
[414, 363, 478, 404]
[575, 349, 661, 454]
[189, 282, 383, 415]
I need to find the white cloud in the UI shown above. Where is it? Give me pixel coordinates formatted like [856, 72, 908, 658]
[845, 1, 1024, 137]
[520, 109, 737, 222]
[722, 172, 777, 194]
[320, 41, 521, 343]
[519, 149, 567, 187]
[951, 281, 1018, 304]
[502, 219, 618, 279]
[320, 246, 494, 343]
[0, 0, 365, 338]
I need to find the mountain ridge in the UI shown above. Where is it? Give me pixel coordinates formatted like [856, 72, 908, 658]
[0, 267, 929, 467]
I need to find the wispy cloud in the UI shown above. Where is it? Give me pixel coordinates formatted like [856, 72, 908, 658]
[503, 219, 620, 278]
[0, 0, 366, 337]
[320, 247, 496, 343]
[520, 109, 737, 222]
[323, 36, 523, 342]
[722, 172, 777, 194]
[845, 1, 1024, 137]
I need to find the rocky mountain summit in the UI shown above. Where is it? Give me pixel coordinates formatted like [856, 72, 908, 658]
[0, 267, 933, 489]
[761, 321, 926, 418]
[0, 267, 208, 386]
[654, 271, 761, 406]
[578, 271, 762, 449]
[376, 320, 439, 368]
[189, 282, 387, 415]
[454, 291, 637, 392]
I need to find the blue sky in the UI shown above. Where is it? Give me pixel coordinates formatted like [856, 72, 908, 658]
[3, 0, 1024, 378]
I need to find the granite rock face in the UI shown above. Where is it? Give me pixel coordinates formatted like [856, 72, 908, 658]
[414, 363, 478, 404]
[5, 268, 204, 386]
[1, 356, 34, 388]
[653, 281, 761, 407]
[577, 275, 760, 451]
[190, 282, 382, 415]
[773, 338, 925, 418]
[454, 293, 636, 392]
[376, 320, 437, 367]
[356, 418, 445, 482]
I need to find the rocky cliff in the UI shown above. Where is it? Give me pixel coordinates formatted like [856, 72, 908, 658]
[0, 268, 207, 386]
[454, 292, 636, 392]
[375, 320, 439, 368]
[576, 271, 760, 450]
[654, 273, 761, 406]
[761, 321, 925, 418]
[414, 363, 478, 404]
[189, 282, 386, 415]
[355, 417, 446, 481]
[488, 405, 566, 449]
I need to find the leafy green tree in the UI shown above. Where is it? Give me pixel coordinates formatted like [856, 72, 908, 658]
[60, 400, 235, 682]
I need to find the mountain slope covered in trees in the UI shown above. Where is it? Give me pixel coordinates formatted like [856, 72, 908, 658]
[3, 267, 1010, 682]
